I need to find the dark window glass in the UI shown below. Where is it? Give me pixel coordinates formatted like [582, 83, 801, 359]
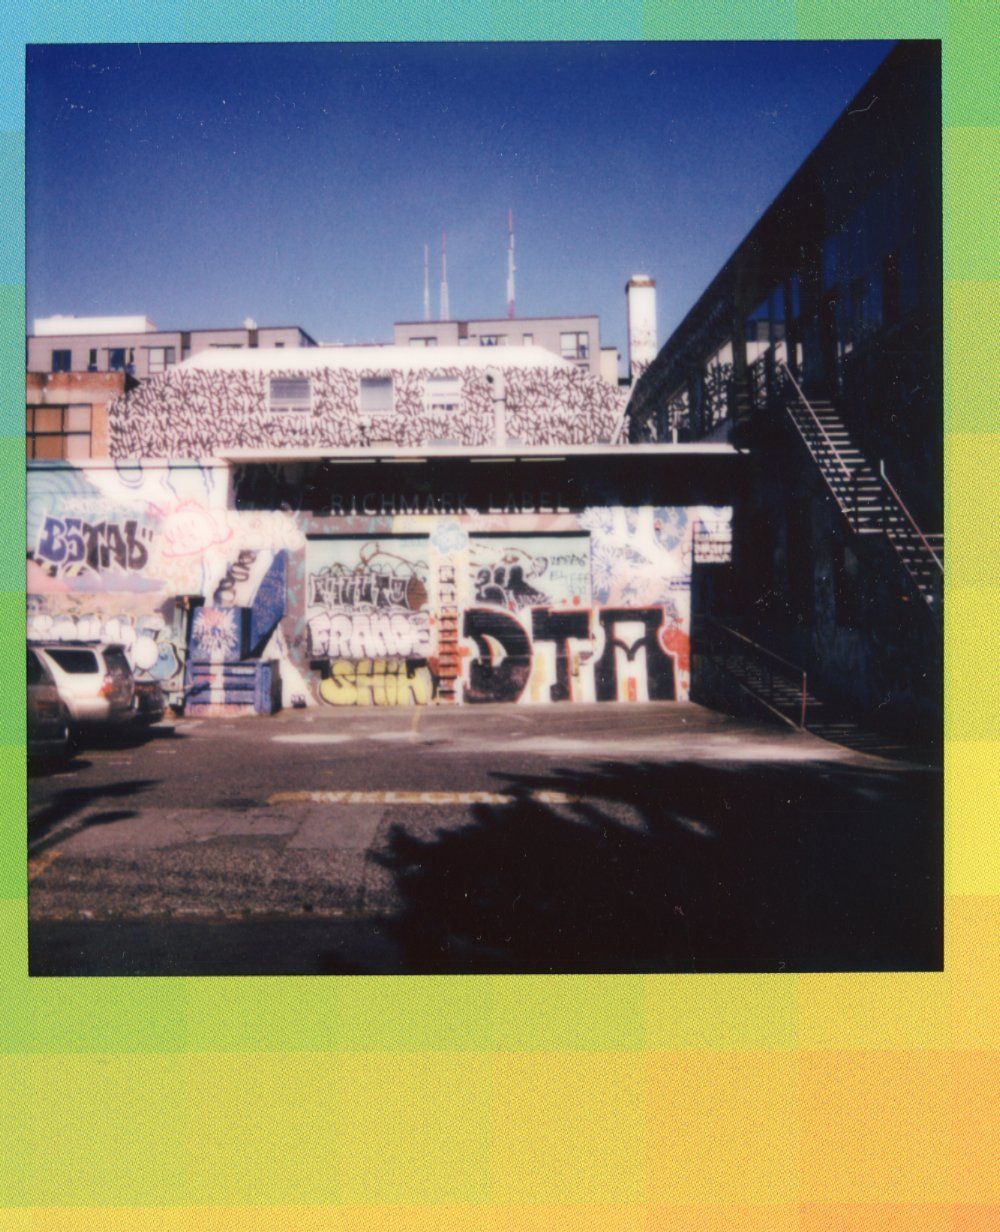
[108, 348, 126, 371]
[46, 649, 100, 674]
[822, 234, 840, 291]
[103, 648, 132, 676]
[27, 650, 46, 686]
[790, 275, 802, 321]
[52, 349, 71, 372]
[87, 348, 98, 372]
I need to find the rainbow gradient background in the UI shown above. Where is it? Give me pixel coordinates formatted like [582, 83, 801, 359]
[2, 2, 997, 1227]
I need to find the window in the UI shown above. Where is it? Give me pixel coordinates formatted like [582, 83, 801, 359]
[27, 404, 92, 460]
[425, 377, 462, 413]
[359, 377, 394, 414]
[409, 337, 438, 347]
[479, 335, 506, 347]
[560, 331, 589, 360]
[107, 347, 135, 374]
[87, 348, 98, 373]
[51, 350, 71, 373]
[45, 648, 99, 674]
[27, 649, 47, 686]
[269, 377, 312, 414]
[274, 342, 285, 348]
[522, 333, 534, 345]
[147, 346, 176, 374]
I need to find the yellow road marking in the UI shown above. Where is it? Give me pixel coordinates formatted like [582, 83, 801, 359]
[28, 849, 62, 882]
[268, 790, 579, 806]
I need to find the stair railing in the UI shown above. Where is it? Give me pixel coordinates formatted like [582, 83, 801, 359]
[776, 362, 862, 524]
[700, 616, 809, 729]
[775, 361, 943, 614]
[878, 461, 944, 573]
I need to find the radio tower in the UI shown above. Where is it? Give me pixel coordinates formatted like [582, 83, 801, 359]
[506, 209, 516, 319]
[440, 230, 450, 321]
[423, 244, 430, 322]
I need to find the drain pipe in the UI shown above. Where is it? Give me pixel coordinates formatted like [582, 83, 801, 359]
[486, 366, 506, 447]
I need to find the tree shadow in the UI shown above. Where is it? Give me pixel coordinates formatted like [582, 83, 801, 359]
[28, 778, 158, 855]
[371, 759, 943, 974]
[79, 722, 188, 751]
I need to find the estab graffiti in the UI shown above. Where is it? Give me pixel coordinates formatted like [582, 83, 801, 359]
[35, 516, 152, 576]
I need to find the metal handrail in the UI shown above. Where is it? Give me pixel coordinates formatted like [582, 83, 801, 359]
[879, 461, 944, 573]
[774, 359, 943, 602]
[776, 361, 856, 489]
[699, 616, 809, 729]
[700, 616, 805, 680]
[719, 665, 803, 731]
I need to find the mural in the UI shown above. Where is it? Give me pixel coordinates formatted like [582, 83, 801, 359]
[107, 363, 626, 460]
[26, 601, 187, 696]
[455, 515, 714, 703]
[461, 605, 677, 705]
[319, 660, 434, 707]
[469, 535, 590, 611]
[27, 460, 732, 711]
[306, 537, 435, 706]
[27, 462, 304, 709]
[35, 516, 154, 580]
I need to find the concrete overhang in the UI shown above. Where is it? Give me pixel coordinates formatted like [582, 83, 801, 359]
[215, 442, 743, 465]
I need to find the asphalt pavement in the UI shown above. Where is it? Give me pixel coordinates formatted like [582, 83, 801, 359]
[27, 702, 943, 976]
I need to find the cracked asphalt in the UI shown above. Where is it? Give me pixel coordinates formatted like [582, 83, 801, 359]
[27, 703, 943, 976]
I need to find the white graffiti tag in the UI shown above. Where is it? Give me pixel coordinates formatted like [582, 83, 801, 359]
[307, 610, 431, 659]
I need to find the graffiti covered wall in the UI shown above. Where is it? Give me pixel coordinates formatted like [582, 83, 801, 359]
[108, 363, 624, 460]
[305, 537, 435, 706]
[296, 506, 730, 707]
[29, 462, 731, 711]
[27, 462, 308, 707]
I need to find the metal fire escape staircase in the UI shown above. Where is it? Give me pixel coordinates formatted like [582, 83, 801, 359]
[778, 363, 943, 620]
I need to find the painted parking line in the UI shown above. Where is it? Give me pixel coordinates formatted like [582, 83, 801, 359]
[268, 789, 580, 806]
[271, 734, 353, 745]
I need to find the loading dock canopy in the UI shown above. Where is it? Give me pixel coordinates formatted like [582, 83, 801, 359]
[224, 445, 744, 514]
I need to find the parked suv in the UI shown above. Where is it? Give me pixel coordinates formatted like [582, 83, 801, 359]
[31, 642, 137, 731]
[27, 646, 72, 760]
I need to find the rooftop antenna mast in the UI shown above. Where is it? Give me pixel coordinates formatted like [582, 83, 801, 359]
[440, 230, 450, 321]
[506, 208, 516, 320]
[423, 244, 431, 322]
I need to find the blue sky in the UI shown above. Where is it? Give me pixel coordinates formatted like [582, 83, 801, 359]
[27, 41, 892, 361]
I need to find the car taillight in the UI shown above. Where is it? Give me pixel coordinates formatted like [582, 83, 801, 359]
[99, 675, 115, 698]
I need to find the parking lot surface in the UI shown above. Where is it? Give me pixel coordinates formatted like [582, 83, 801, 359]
[28, 703, 943, 975]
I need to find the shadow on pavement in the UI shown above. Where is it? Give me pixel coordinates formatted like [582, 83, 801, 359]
[28, 778, 158, 855]
[79, 722, 187, 751]
[368, 758, 943, 974]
